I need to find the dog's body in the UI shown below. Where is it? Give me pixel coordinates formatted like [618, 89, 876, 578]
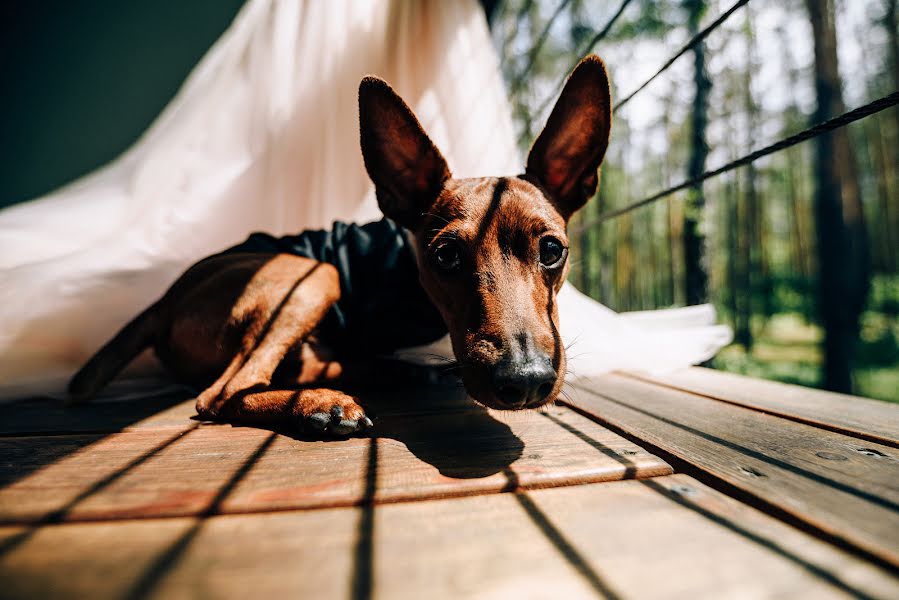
[69, 55, 612, 436]
[219, 218, 448, 356]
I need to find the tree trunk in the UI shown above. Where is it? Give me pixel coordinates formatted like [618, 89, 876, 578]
[778, 23, 815, 320]
[727, 176, 740, 329]
[886, 0, 899, 143]
[745, 10, 774, 322]
[854, 14, 896, 274]
[683, 0, 710, 306]
[883, 0, 899, 267]
[646, 208, 658, 308]
[804, 0, 871, 393]
[872, 121, 898, 272]
[586, 177, 601, 299]
[785, 147, 810, 291]
[735, 178, 753, 349]
[736, 7, 758, 349]
[662, 81, 677, 307]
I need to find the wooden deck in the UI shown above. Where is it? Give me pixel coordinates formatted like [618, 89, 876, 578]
[0, 368, 897, 599]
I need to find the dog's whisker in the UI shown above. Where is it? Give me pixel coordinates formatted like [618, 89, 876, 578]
[564, 333, 584, 352]
[420, 211, 451, 226]
[564, 367, 581, 380]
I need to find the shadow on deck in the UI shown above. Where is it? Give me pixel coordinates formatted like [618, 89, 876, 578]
[0, 368, 896, 598]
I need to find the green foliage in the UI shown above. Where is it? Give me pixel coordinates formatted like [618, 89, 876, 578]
[868, 274, 899, 317]
[712, 306, 899, 403]
[494, 0, 899, 399]
[604, 0, 677, 41]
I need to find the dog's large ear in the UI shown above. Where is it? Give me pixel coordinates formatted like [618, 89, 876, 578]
[359, 77, 451, 229]
[525, 55, 611, 220]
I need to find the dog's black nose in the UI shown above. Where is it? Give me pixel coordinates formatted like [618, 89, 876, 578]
[491, 356, 557, 408]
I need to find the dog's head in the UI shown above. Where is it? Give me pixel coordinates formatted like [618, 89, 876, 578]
[359, 55, 611, 410]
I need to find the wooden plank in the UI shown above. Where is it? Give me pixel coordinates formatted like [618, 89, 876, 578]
[625, 367, 899, 446]
[1, 475, 896, 599]
[0, 395, 198, 436]
[0, 427, 198, 523]
[0, 406, 670, 523]
[0, 383, 475, 436]
[222, 406, 671, 512]
[569, 373, 899, 568]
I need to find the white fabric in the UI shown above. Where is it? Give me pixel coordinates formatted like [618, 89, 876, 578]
[0, 0, 731, 399]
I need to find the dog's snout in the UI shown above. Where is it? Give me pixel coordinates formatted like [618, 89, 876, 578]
[491, 355, 556, 408]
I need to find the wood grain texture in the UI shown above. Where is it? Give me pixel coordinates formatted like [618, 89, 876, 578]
[0, 382, 475, 436]
[222, 406, 671, 512]
[570, 373, 899, 568]
[1, 475, 896, 600]
[0, 406, 670, 523]
[625, 367, 899, 446]
[0, 395, 198, 436]
[0, 427, 198, 523]
[0, 380, 474, 438]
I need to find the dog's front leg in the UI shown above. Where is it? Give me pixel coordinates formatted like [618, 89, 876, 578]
[195, 259, 340, 416]
[209, 388, 372, 436]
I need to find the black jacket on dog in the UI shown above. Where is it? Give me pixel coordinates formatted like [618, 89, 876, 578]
[224, 218, 447, 356]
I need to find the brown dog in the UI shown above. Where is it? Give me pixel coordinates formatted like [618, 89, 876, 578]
[68, 55, 611, 436]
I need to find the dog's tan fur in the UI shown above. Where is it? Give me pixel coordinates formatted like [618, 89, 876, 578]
[69, 55, 612, 436]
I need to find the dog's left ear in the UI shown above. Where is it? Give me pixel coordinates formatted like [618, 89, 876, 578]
[526, 55, 612, 220]
[359, 77, 451, 229]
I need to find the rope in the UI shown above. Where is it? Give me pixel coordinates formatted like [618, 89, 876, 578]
[571, 91, 899, 235]
[510, 0, 575, 94]
[614, 0, 750, 113]
[530, 0, 634, 119]
[521, 0, 743, 144]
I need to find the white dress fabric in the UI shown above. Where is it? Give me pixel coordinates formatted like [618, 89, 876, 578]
[0, 0, 731, 399]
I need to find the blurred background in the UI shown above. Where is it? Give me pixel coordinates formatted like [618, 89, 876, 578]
[2, 0, 897, 401]
[493, 0, 898, 402]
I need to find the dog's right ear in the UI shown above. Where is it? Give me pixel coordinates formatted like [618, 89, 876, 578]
[525, 55, 612, 221]
[359, 77, 451, 229]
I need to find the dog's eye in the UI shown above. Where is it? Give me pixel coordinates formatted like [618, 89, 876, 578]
[432, 241, 462, 271]
[539, 236, 566, 268]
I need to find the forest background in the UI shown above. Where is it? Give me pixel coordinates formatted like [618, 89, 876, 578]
[489, 0, 899, 402]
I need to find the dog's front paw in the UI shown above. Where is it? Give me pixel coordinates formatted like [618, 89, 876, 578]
[297, 390, 373, 436]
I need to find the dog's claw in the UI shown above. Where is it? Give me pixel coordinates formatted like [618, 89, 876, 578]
[301, 403, 370, 437]
[307, 412, 330, 431]
[330, 419, 357, 436]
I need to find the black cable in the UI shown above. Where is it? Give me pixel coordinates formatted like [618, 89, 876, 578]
[511, 0, 575, 94]
[613, 0, 751, 113]
[522, 0, 744, 144]
[528, 0, 634, 123]
[571, 91, 899, 234]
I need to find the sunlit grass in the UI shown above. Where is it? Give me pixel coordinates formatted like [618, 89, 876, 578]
[712, 312, 899, 404]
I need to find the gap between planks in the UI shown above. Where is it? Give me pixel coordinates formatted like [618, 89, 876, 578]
[619, 369, 899, 449]
[565, 374, 899, 572]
